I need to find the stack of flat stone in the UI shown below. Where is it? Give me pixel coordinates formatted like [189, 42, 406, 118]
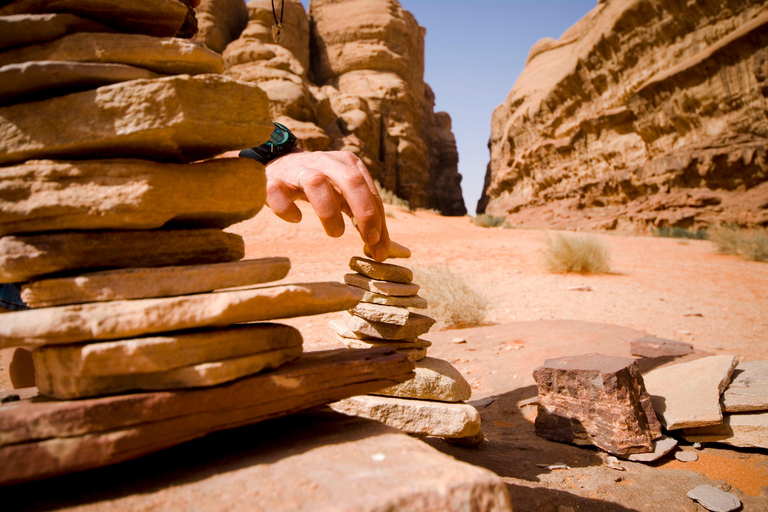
[0, 0, 363, 400]
[329, 243, 482, 444]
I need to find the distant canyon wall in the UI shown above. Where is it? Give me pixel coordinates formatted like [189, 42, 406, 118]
[479, 0, 768, 231]
[197, 0, 467, 215]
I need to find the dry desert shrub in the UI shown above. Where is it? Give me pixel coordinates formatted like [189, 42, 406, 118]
[652, 226, 708, 240]
[708, 225, 768, 262]
[543, 233, 611, 274]
[374, 180, 411, 211]
[474, 214, 506, 228]
[412, 265, 488, 330]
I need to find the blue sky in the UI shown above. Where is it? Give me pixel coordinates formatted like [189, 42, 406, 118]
[297, 0, 596, 212]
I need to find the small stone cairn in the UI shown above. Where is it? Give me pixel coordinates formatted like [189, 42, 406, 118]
[0, 0, 361, 399]
[329, 242, 483, 444]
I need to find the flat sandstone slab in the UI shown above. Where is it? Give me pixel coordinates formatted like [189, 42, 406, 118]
[349, 256, 413, 284]
[344, 273, 419, 296]
[683, 411, 768, 449]
[0, 74, 272, 165]
[630, 335, 694, 358]
[643, 355, 739, 430]
[0, 228, 244, 283]
[36, 345, 303, 399]
[1, 282, 363, 348]
[22, 257, 289, 307]
[349, 302, 410, 326]
[0, 13, 112, 51]
[722, 361, 768, 412]
[330, 395, 481, 438]
[0, 33, 223, 75]
[33, 323, 301, 376]
[361, 291, 428, 308]
[373, 356, 471, 402]
[0, 0, 189, 37]
[0, 158, 265, 237]
[345, 311, 435, 341]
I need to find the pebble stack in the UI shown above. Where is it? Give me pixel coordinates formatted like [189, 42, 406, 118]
[0, 0, 362, 399]
[330, 242, 483, 443]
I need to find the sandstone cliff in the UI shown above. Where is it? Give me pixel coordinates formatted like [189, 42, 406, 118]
[479, 0, 768, 231]
[223, 0, 466, 215]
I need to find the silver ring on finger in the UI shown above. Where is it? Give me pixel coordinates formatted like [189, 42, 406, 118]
[296, 169, 309, 189]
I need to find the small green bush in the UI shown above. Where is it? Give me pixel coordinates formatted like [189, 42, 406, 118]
[543, 233, 611, 274]
[708, 225, 768, 262]
[412, 265, 488, 330]
[653, 226, 708, 240]
[474, 214, 506, 228]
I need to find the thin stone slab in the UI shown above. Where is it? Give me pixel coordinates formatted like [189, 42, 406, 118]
[33, 323, 301, 376]
[687, 485, 742, 512]
[345, 311, 436, 341]
[0, 282, 363, 348]
[361, 291, 428, 309]
[722, 361, 768, 412]
[0, 348, 415, 485]
[683, 411, 768, 449]
[22, 257, 290, 307]
[0, 0, 189, 37]
[0, 228, 244, 283]
[643, 355, 739, 430]
[630, 335, 694, 358]
[675, 451, 698, 462]
[330, 395, 481, 438]
[373, 356, 471, 402]
[344, 273, 420, 296]
[337, 336, 429, 361]
[533, 354, 662, 456]
[0, 74, 272, 166]
[350, 302, 410, 326]
[0, 33, 222, 75]
[626, 436, 678, 462]
[0, 158, 265, 238]
[0, 61, 158, 104]
[349, 256, 413, 284]
[0, 13, 112, 51]
[36, 345, 304, 399]
[364, 240, 411, 259]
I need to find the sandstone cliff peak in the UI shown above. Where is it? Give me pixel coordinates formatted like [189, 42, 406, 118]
[479, 0, 768, 231]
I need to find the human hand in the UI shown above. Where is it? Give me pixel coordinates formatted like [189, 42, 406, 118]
[263, 149, 391, 262]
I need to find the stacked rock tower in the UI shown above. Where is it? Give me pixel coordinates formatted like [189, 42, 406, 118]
[0, 0, 361, 400]
[330, 243, 483, 443]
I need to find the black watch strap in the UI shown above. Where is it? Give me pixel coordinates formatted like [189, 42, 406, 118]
[239, 122, 297, 165]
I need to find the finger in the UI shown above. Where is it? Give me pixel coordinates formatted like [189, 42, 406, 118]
[265, 179, 302, 223]
[326, 157, 383, 245]
[301, 172, 346, 237]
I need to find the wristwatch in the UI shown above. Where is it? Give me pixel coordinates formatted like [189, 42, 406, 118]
[239, 122, 297, 164]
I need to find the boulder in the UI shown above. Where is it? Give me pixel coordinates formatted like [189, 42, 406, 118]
[722, 360, 768, 412]
[0, 13, 112, 51]
[349, 256, 413, 284]
[344, 272, 420, 296]
[194, 0, 248, 53]
[21, 257, 290, 307]
[349, 302, 410, 326]
[0, 74, 273, 165]
[683, 411, 768, 449]
[0, 228, 245, 283]
[345, 311, 435, 341]
[373, 356, 471, 402]
[0, 158, 266, 237]
[533, 353, 662, 456]
[330, 394, 482, 438]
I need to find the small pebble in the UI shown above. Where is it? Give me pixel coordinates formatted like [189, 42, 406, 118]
[693, 442, 702, 449]
[371, 453, 386, 462]
[675, 451, 698, 462]
[452, 337, 467, 344]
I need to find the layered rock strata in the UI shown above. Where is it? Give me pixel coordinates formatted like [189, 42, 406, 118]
[221, 0, 466, 214]
[480, 0, 768, 231]
[330, 248, 481, 441]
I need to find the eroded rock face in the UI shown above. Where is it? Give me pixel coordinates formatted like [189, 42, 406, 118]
[222, 0, 466, 215]
[480, 0, 768, 231]
[194, 0, 248, 54]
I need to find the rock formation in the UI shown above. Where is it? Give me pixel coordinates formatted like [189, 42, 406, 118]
[222, 0, 466, 215]
[479, 0, 768, 231]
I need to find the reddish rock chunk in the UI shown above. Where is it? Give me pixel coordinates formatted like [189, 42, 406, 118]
[533, 353, 662, 456]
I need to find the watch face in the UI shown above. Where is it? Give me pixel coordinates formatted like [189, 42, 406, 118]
[269, 124, 291, 146]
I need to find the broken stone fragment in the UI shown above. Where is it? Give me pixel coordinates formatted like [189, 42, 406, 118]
[625, 436, 678, 462]
[372, 356, 471, 402]
[721, 361, 768, 412]
[349, 256, 413, 284]
[363, 240, 411, 259]
[0, 74, 273, 165]
[35, 344, 303, 399]
[0, 228, 245, 283]
[360, 291, 427, 309]
[675, 451, 698, 462]
[643, 355, 739, 429]
[687, 485, 741, 512]
[344, 273, 420, 296]
[349, 302, 410, 326]
[0, 0, 189, 37]
[0, 158, 266, 237]
[0, 13, 113, 51]
[21, 257, 290, 307]
[0, 33, 223, 75]
[533, 353, 662, 456]
[0, 282, 363, 348]
[33, 323, 301, 376]
[630, 335, 694, 358]
[682, 410, 768, 449]
[345, 311, 435, 341]
[330, 395, 481, 438]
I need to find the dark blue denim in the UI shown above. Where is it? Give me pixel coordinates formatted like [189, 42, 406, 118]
[0, 283, 28, 311]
